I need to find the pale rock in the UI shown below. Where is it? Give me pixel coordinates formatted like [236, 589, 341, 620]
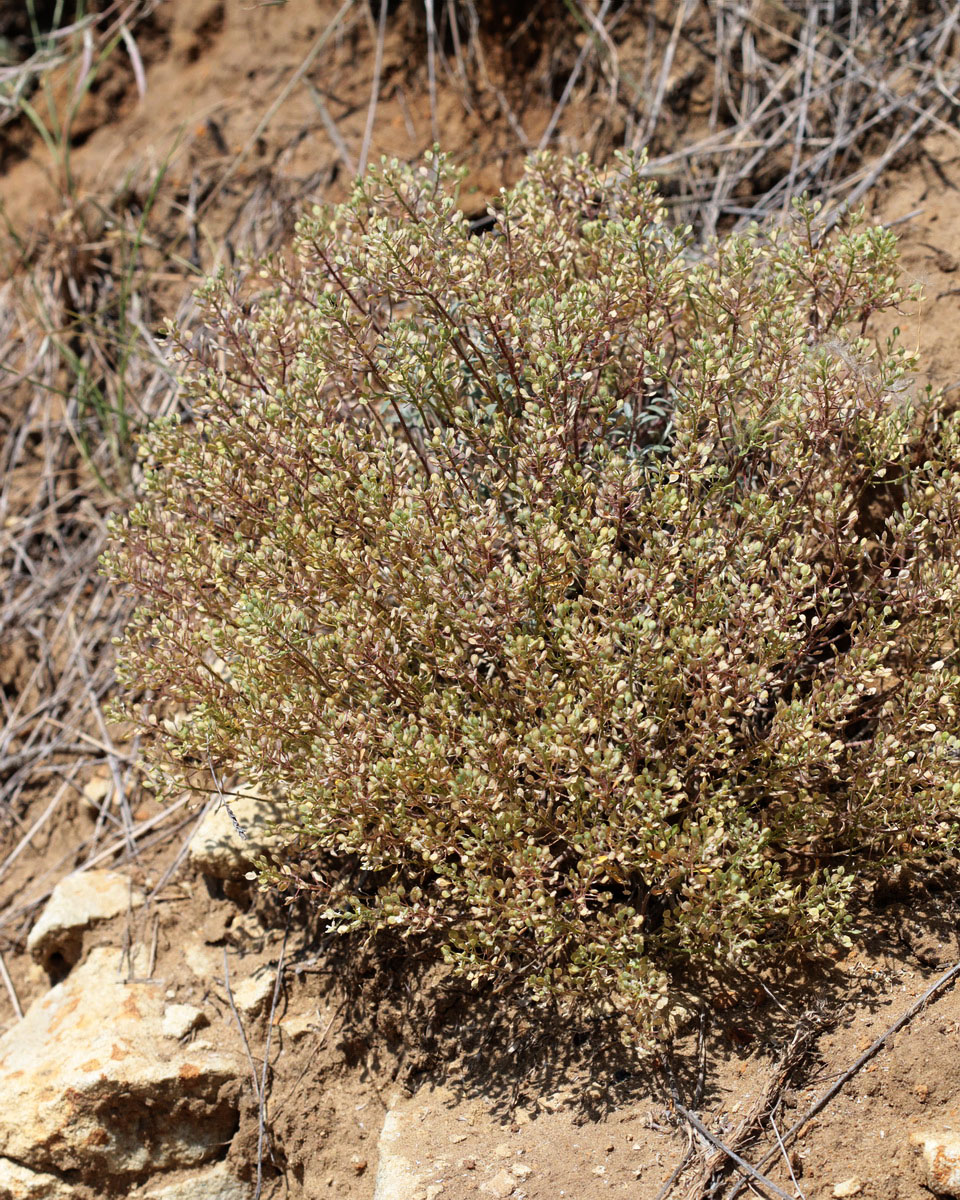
[279, 1012, 319, 1041]
[231, 969, 275, 1018]
[81, 772, 112, 813]
[161, 1005, 206, 1041]
[537, 1091, 570, 1113]
[0, 1157, 76, 1198]
[187, 790, 284, 881]
[911, 1132, 960, 1196]
[183, 940, 219, 982]
[425, 1187, 444, 1200]
[27, 870, 144, 969]
[480, 1170, 516, 1198]
[493, 1142, 514, 1159]
[832, 1179, 863, 1198]
[0, 948, 241, 1183]
[511, 1163, 532, 1180]
[373, 1109, 426, 1200]
[141, 1162, 253, 1199]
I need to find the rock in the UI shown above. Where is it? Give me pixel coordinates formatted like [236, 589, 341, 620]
[833, 1179, 863, 1198]
[537, 1091, 570, 1113]
[140, 1162, 253, 1199]
[373, 1109, 427, 1200]
[0, 1157, 76, 1198]
[161, 1005, 207, 1040]
[183, 940, 219, 982]
[0, 948, 241, 1183]
[279, 1012, 319, 1041]
[231, 969, 275, 1018]
[187, 790, 284, 881]
[911, 1132, 960, 1196]
[480, 1170, 516, 1198]
[26, 870, 144, 970]
[81, 772, 112, 813]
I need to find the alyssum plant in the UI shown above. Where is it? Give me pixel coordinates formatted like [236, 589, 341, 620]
[105, 151, 960, 1031]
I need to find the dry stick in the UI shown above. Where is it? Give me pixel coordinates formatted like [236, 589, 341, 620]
[673, 1104, 795, 1200]
[40, 717, 137, 761]
[222, 947, 263, 1105]
[306, 83, 356, 175]
[576, 0, 621, 118]
[73, 633, 136, 860]
[0, 948, 23, 1021]
[654, 1147, 696, 1200]
[0, 778, 69, 883]
[539, 0, 615, 150]
[781, 6, 818, 217]
[822, 0, 858, 182]
[424, 0, 439, 144]
[146, 912, 159, 979]
[270, 1002, 345, 1120]
[769, 1113, 805, 1200]
[822, 96, 949, 232]
[773, 15, 960, 222]
[632, 0, 693, 151]
[358, 0, 388, 177]
[255, 924, 289, 1200]
[144, 800, 214, 907]
[725, 958, 960, 1200]
[0, 795, 193, 932]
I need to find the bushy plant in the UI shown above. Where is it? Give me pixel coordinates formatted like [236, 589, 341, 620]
[105, 151, 960, 1031]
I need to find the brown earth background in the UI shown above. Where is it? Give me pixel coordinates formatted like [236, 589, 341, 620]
[3, 2, 960, 1198]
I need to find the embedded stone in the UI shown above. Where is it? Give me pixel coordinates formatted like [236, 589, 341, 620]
[161, 1005, 207, 1041]
[140, 1162, 253, 1199]
[26, 870, 144, 970]
[187, 790, 284, 881]
[911, 1132, 960, 1196]
[0, 948, 241, 1183]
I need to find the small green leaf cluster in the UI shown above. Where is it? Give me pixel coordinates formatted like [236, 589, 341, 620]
[105, 151, 960, 1033]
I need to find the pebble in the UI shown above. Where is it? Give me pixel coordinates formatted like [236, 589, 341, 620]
[479, 1170, 516, 1198]
[161, 1004, 206, 1040]
[833, 1178, 863, 1198]
[911, 1132, 960, 1196]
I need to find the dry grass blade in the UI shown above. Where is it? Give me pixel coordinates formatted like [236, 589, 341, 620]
[255, 925, 288, 1200]
[674, 1103, 795, 1200]
[623, 0, 960, 230]
[539, 0, 615, 150]
[359, 0, 389, 176]
[632, 0, 694, 152]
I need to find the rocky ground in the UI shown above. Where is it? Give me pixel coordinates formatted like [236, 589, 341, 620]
[3, 2, 960, 1198]
[7, 789, 960, 1200]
